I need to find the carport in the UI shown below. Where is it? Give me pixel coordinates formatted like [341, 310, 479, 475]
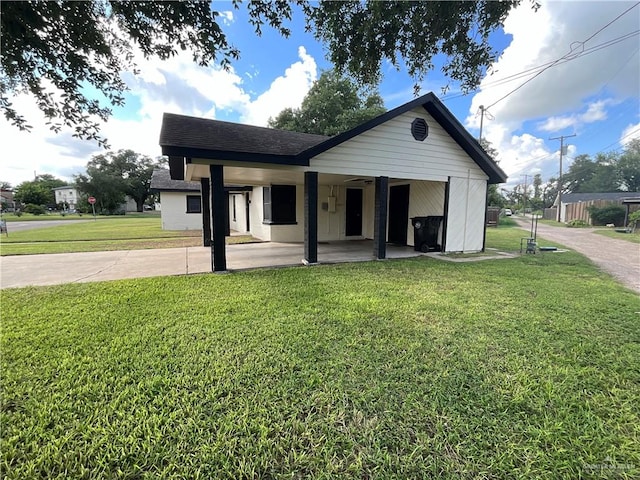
[159, 93, 506, 272]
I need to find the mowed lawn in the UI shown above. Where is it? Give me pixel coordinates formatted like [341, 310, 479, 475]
[0, 217, 258, 255]
[1, 227, 639, 478]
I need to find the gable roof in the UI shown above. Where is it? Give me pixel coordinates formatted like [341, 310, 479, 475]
[160, 113, 328, 165]
[560, 192, 639, 204]
[150, 168, 200, 192]
[298, 92, 506, 183]
[159, 92, 507, 183]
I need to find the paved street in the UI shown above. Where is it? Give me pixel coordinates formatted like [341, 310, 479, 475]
[2, 219, 90, 232]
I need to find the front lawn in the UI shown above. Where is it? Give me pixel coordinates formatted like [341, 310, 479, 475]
[2, 234, 639, 478]
[0, 218, 258, 255]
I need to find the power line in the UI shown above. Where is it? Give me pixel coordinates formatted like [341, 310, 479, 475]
[439, 29, 639, 105]
[483, 3, 640, 109]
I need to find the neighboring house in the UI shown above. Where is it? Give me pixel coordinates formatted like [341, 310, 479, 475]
[0, 189, 15, 212]
[554, 192, 640, 224]
[53, 185, 79, 210]
[52, 186, 138, 212]
[159, 92, 507, 272]
[150, 168, 253, 232]
[150, 169, 203, 230]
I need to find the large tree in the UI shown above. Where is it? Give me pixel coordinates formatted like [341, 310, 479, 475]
[618, 138, 640, 192]
[268, 71, 386, 135]
[14, 174, 66, 206]
[75, 150, 161, 213]
[1, 1, 528, 145]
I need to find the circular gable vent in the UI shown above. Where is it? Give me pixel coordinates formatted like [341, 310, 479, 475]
[411, 118, 428, 141]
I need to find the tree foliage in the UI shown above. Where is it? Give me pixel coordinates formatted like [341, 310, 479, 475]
[13, 174, 66, 206]
[564, 141, 640, 194]
[268, 71, 386, 135]
[310, 1, 528, 94]
[75, 150, 161, 214]
[1, 1, 529, 144]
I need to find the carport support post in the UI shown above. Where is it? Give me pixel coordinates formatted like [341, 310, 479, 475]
[374, 176, 389, 259]
[200, 178, 211, 247]
[209, 165, 227, 272]
[304, 171, 318, 264]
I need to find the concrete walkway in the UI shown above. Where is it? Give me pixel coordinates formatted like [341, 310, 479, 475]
[0, 241, 425, 289]
[514, 217, 640, 293]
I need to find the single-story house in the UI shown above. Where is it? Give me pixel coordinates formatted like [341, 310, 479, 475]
[159, 92, 507, 272]
[554, 192, 640, 223]
[150, 169, 202, 230]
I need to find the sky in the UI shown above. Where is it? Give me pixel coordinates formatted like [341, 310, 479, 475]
[1, 0, 639, 190]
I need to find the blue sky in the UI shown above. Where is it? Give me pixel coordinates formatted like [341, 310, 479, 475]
[1, 0, 639, 189]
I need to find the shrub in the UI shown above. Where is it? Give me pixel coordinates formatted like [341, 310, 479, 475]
[567, 219, 589, 228]
[587, 204, 626, 226]
[24, 204, 46, 215]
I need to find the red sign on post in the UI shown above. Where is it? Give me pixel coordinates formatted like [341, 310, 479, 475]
[88, 196, 96, 205]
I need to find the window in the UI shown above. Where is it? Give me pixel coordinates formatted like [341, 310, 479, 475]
[186, 195, 201, 213]
[263, 185, 296, 224]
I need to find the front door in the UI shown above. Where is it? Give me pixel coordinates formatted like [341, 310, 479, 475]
[345, 188, 363, 236]
[388, 184, 410, 244]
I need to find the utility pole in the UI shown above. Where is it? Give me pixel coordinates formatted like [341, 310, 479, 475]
[521, 174, 530, 215]
[549, 134, 576, 222]
[477, 105, 494, 141]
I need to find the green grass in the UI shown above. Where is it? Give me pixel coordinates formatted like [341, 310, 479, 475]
[0, 218, 259, 255]
[1, 212, 160, 222]
[2, 230, 639, 478]
[593, 228, 640, 244]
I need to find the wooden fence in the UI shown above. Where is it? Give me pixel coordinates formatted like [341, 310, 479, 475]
[564, 199, 639, 225]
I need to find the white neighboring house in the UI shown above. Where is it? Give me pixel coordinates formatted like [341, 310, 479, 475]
[159, 93, 508, 271]
[151, 169, 252, 232]
[52, 186, 79, 210]
[150, 169, 203, 230]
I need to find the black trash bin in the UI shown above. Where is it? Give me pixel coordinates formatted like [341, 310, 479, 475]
[411, 216, 443, 252]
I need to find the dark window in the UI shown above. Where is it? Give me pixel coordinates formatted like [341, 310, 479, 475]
[263, 185, 296, 224]
[186, 195, 201, 213]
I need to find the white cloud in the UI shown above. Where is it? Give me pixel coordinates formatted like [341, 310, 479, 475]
[219, 11, 234, 25]
[241, 46, 317, 126]
[467, 0, 639, 184]
[620, 122, 640, 146]
[537, 99, 610, 132]
[0, 45, 318, 187]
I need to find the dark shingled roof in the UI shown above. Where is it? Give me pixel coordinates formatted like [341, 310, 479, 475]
[150, 168, 200, 192]
[160, 113, 328, 159]
[561, 192, 639, 203]
[158, 92, 507, 183]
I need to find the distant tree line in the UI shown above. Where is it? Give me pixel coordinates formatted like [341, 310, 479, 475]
[5, 150, 165, 215]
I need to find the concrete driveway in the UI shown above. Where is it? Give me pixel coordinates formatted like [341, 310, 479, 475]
[515, 217, 639, 293]
[0, 241, 423, 289]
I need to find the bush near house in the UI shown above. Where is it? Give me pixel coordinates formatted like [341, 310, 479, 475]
[587, 204, 626, 226]
[23, 204, 46, 215]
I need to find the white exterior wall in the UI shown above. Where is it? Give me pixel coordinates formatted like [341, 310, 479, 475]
[248, 188, 270, 241]
[309, 107, 488, 182]
[403, 181, 446, 247]
[445, 177, 487, 252]
[160, 192, 202, 230]
[54, 187, 79, 208]
[228, 193, 248, 234]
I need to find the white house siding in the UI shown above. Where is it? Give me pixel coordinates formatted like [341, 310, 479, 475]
[445, 177, 487, 252]
[228, 193, 248, 234]
[248, 188, 270, 241]
[403, 181, 446, 247]
[160, 192, 202, 230]
[309, 107, 488, 182]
